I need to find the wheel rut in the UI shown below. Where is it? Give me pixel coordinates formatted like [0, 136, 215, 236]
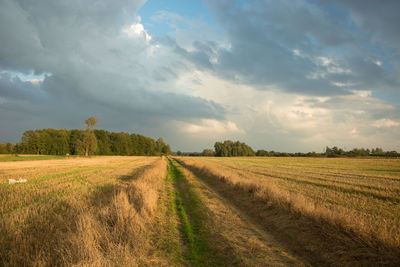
[168, 159, 218, 266]
[170, 158, 304, 266]
[176, 158, 400, 267]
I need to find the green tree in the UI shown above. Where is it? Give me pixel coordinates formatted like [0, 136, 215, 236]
[155, 137, 171, 155]
[202, 149, 214, 156]
[155, 137, 165, 155]
[0, 143, 14, 154]
[94, 130, 112, 155]
[84, 116, 98, 129]
[81, 117, 98, 156]
[214, 140, 254, 157]
[81, 130, 97, 156]
[161, 144, 171, 155]
[14, 119, 173, 157]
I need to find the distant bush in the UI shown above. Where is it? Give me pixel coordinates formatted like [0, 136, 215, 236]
[0, 143, 14, 154]
[214, 140, 255, 157]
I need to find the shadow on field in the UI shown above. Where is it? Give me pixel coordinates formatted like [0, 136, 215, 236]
[177, 159, 400, 267]
[118, 164, 153, 182]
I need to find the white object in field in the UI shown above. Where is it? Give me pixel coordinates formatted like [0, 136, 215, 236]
[8, 179, 27, 184]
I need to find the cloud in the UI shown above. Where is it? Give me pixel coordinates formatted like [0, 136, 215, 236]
[189, 0, 400, 96]
[0, 0, 226, 145]
[316, 0, 400, 51]
[180, 119, 243, 134]
[0, 72, 46, 101]
[172, 66, 400, 151]
[1, 0, 400, 153]
[372, 119, 400, 128]
[122, 18, 152, 42]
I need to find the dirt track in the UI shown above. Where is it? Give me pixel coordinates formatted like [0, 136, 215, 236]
[172, 158, 400, 266]
[169, 159, 303, 266]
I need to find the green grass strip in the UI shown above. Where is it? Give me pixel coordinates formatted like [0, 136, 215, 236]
[168, 159, 216, 266]
[165, 173, 186, 264]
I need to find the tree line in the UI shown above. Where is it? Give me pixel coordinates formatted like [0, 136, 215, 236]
[176, 141, 399, 158]
[2, 132, 399, 158]
[0, 129, 171, 156]
[323, 146, 399, 158]
[0, 117, 171, 156]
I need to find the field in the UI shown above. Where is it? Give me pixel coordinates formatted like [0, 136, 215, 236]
[0, 154, 67, 162]
[178, 157, 400, 265]
[0, 156, 174, 266]
[1, 156, 400, 266]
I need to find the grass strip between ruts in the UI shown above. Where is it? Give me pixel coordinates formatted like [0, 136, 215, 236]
[168, 158, 216, 266]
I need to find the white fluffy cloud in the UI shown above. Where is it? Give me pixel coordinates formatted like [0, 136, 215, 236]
[372, 119, 400, 128]
[180, 119, 243, 134]
[170, 66, 400, 151]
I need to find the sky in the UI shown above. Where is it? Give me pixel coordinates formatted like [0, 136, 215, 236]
[0, 0, 400, 152]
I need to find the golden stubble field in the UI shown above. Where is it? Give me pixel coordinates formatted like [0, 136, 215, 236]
[0, 156, 173, 266]
[178, 156, 400, 265]
[1, 155, 400, 266]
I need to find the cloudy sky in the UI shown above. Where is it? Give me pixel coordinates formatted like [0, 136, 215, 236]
[1, 0, 400, 152]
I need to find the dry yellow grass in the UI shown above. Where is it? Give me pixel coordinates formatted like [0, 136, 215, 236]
[0, 156, 173, 266]
[177, 156, 400, 265]
[177, 162, 303, 266]
[3, 155, 399, 265]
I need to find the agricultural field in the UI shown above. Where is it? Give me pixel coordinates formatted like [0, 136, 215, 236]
[177, 157, 400, 266]
[0, 154, 67, 162]
[1, 156, 400, 266]
[0, 156, 174, 266]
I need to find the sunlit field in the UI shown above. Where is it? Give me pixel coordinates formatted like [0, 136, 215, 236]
[1, 156, 400, 266]
[0, 156, 172, 266]
[2, 0, 400, 265]
[0, 154, 67, 162]
[178, 156, 400, 265]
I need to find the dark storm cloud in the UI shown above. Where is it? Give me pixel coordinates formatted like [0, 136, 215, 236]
[0, 73, 46, 101]
[1, 0, 400, 151]
[0, 0, 226, 142]
[317, 0, 400, 49]
[194, 0, 400, 96]
[40, 73, 223, 119]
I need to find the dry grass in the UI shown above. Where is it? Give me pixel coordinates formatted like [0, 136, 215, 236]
[177, 156, 400, 265]
[0, 156, 172, 266]
[3, 155, 399, 265]
[176, 161, 303, 266]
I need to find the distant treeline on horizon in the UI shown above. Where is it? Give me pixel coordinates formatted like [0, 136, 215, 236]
[176, 140, 400, 158]
[0, 129, 171, 156]
[1, 136, 399, 158]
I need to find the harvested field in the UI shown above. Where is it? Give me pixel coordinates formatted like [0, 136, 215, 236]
[1, 155, 399, 266]
[0, 156, 174, 266]
[0, 154, 66, 162]
[171, 159, 302, 266]
[177, 156, 400, 266]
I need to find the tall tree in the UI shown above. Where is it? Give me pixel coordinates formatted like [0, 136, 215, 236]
[80, 130, 97, 156]
[84, 116, 98, 129]
[82, 117, 98, 156]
